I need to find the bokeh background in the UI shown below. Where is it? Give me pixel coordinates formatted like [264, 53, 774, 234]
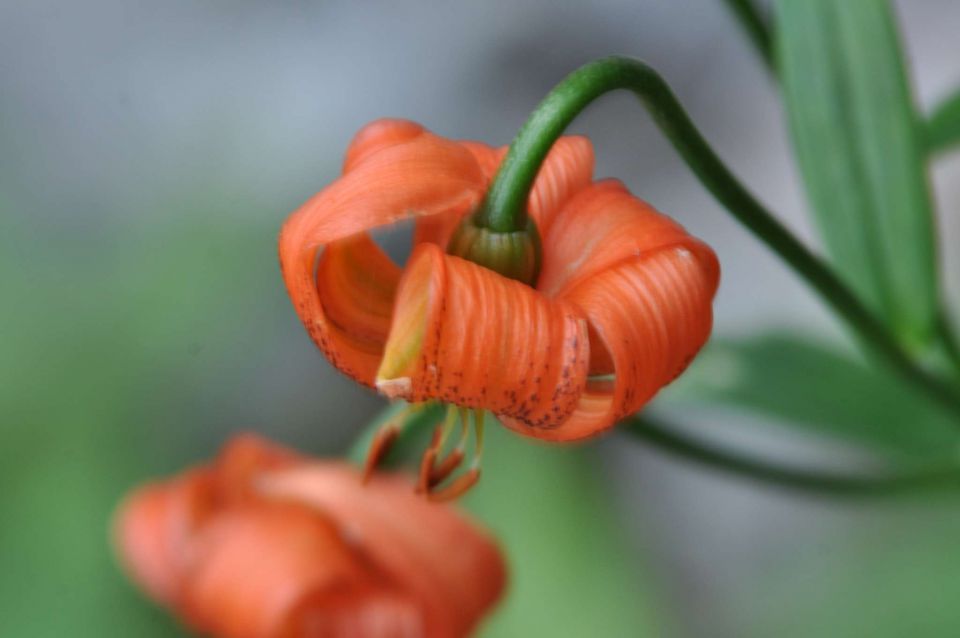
[4, 1, 960, 636]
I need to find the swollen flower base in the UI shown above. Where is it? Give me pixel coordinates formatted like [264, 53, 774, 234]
[113, 435, 506, 638]
[279, 119, 719, 498]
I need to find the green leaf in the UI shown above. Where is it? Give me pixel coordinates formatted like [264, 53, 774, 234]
[776, 0, 938, 347]
[740, 515, 960, 637]
[926, 87, 960, 154]
[667, 334, 960, 461]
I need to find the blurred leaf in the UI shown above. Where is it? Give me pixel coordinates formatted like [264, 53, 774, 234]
[0, 202, 277, 637]
[741, 514, 960, 637]
[466, 426, 666, 638]
[926, 87, 960, 154]
[776, 0, 938, 346]
[668, 334, 960, 461]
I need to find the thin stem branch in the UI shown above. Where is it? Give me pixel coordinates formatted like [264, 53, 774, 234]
[721, 0, 775, 73]
[479, 56, 960, 423]
[937, 311, 960, 380]
[350, 402, 960, 497]
[625, 414, 960, 496]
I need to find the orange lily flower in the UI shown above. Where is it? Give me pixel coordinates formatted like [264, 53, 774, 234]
[114, 434, 506, 638]
[281, 119, 719, 434]
[279, 119, 718, 491]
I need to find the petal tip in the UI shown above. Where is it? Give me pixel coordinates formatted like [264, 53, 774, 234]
[375, 377, 412, 398]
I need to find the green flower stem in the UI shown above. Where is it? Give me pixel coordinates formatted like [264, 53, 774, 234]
[350, 402, 960, 497]
[937, 312, 960, 381]
[625, 414, 960, 496]
[721, 0, 775, 73]
[479, 56, 960, 423]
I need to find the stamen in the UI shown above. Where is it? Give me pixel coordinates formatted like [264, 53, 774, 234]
[404, 406, 488, 501]
[415, 425, 444, 493]
[363, 424, 400, 484]
[473, 409, 486, 465]
[423, 406, 466, 486]
[424, 409, 487, 501]
[428, 448, 464, 486]
[437, 405, 459, 449]
[428, 467, 481, 502]
[363, 402, 425, 484]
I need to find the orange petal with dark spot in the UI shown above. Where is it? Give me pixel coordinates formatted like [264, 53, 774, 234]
[279, 120, 486, 386]
[498, 180, 720, 441]
[376, 243, 590, 430]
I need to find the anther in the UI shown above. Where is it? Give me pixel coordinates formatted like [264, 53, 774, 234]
[363, 424, 400, 484]
[428, 468, 481, 502]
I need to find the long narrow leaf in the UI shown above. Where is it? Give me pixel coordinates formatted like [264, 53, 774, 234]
[666, 335, 960, 462]
[776, 0, 938, 346]
[926, 87, 960, 155]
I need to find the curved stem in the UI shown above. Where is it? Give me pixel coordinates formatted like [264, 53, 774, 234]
[349, 402, 960, 497]
[625, 414, 960, 496]
[721, 0, 775, 73]
[480, 56, 960, 423]
[937, 311, 960, 380]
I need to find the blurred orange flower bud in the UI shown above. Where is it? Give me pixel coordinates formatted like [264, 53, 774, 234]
[113, 434, 506, 638]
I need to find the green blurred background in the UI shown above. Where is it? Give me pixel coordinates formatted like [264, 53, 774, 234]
[3, 1, 960, 636]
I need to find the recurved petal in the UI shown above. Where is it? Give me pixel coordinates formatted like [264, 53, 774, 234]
[113, 469, 216, 606]
[279, 123, 485, 386]
[259, 463, 507, 638]
[526, 136, 594, 235]
[458, 141, 506, 181]
[211, 434, 303, 504]
[505, 181, 719, 441]
[342, 119, 426, 174]
[376, 243, 590, 430]
[411, 136, 593, 250]
[411, 141, 505, 248]
[181, 500, 419, 638]
[537, 180, 697, 297]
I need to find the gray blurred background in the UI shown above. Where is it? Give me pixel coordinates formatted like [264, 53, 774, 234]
[3, 1, 960, 636]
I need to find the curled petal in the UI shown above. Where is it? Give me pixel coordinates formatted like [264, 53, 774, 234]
[537, 180, 698, 297]
[503, 182, 719, 441]
[116, 437, 506, 637]
[411, 141, 505, 248]
[526, 136, 594, 235]
[411, 136, 593, 249]
[113, 469, 215, 606]
[342, 119, 426, 173]
[211, 433, 302, 503]
[315, 234, 402, 350]
[279, 122, 485, 386]
[259, 463, 506, 638]
[181, 501, 418, 638]
[459, 141, 506, 179]
[376, 243, 590, 429]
